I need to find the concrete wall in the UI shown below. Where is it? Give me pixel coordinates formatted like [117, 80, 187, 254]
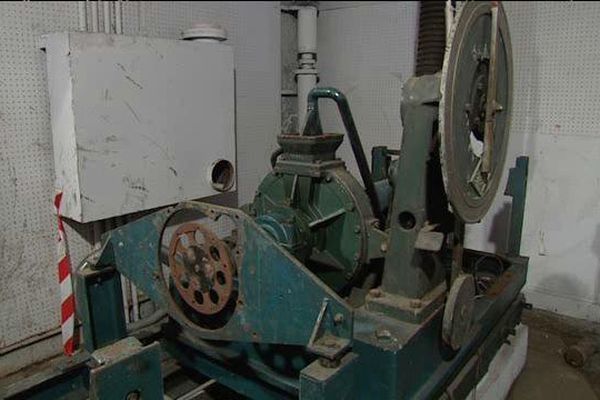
[0, 1, 280, 375]
[315, 1, 600, 322]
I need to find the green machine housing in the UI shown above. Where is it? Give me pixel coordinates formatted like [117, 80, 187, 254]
[1, 2, 530, 400]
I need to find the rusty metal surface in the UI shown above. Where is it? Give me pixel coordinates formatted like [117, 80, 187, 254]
[94, 201, 353, 345]
[168, 222, 236, 316]
[486, 270, 515, 298]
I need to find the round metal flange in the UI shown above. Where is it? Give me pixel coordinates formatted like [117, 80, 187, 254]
[440, 1, 513, 222]
[182, 23, 228, 42]
[168, 222, 235, 316]
[442, 274, 475, 350]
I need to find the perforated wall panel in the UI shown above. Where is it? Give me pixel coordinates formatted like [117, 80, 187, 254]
[0, 1, 279, 353]
[318, 1, 600, 321]
[317, 2, 418, 179]
[466, 2, 600, 321]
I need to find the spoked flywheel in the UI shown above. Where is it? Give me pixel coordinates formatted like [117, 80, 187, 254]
[440, 1, 513, 223]
[168, 222, 236, 316]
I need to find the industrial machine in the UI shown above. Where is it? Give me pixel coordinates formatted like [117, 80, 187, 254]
[2, 2, 529, 399]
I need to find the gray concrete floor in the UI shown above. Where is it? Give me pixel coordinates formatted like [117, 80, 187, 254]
[508, 310, 600, 400]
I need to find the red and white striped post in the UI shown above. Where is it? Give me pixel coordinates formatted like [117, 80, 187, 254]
[54, 191, 77, 355]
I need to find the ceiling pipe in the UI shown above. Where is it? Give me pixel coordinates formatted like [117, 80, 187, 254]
[296, 5, 318, 133]
[78, 1, 87, 31]
[103, 0, 111, 33]
[90, 1, 99, 32]
[115, 0, 123, 34]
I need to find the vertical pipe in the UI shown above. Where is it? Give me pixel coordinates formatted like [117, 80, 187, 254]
[131, 282, 140, 321]
[92, 222, 102, 249]
[121, 274, 131, 324]
[78, 1, 87, 31]
[296, 6, 318, 132]
[115, 0, 123, 34]
[103, 1, 111, 33]
[91, 1, 99, 32]
[445, 0, 453, 42]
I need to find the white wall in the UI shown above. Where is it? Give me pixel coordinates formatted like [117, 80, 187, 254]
[0, 1, 280, 375]
[317, 1, 418, 179]
[318, 1, 600, 322]
[468, 2, 600, 321]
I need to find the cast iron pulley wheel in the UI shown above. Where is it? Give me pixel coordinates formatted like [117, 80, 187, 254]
[440, 1, 513, 222]
[168, 222, 235, 316]
[442, 274, 476, 351]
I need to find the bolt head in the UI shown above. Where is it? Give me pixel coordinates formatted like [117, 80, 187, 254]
[380, 242, 388, 253]
[375, 329, 392, 340]
[409, 299, 422, 309]
[334, 313, 344, 325]
[369, 288, 382, 298]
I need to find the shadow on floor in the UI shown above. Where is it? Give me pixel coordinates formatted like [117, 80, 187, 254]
[508, 309, 600, 400]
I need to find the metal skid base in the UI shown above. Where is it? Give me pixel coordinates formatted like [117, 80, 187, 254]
[1, 252, 526, 400]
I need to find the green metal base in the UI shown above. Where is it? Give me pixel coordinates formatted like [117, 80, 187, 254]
[1, 254, 526, 400]
[159, 255, 527, 400]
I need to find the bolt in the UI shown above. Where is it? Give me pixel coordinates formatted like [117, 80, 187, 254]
[334, 313, 344, 325]
[369, 288, 382, 298]
[354, 225, 361, 234]
[325, 176, 332, 182]
[118, 241, 124, 247]
[409, 299, 422, 309]
[353, 252, 360, 261]
[126, 391, 141, 400]
[375, 329, 392, 340]
[321, 338, 340, 348]
[319, 357, 341, 368]
[380, 242, 388, 253]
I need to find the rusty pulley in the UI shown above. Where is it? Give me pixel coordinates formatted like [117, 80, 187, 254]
[168, 222, 236, 316]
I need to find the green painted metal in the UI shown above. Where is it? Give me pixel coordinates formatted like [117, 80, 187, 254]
[250, 88, 382, 292]
[163, 338, 298, 400]
[371, 146, 390, 182]
[0, 352, 90, 400]
[299, 353, 358, 399]
[303, 87, 382, 222]
[381, 74, 446, 299]
[505, 156, 529, 256]
[251, 169, 374, 292]
[75, 264, 126, 353]
[89, 337, 163, 400]
[87, 202, 353, 347]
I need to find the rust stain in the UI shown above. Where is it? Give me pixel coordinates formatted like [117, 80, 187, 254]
[486, 271, 514, 297]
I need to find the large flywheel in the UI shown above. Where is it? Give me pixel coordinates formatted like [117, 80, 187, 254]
[440, 1, 513, 223]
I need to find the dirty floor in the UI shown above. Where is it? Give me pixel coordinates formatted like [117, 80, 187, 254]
[508, 309, 600, 400]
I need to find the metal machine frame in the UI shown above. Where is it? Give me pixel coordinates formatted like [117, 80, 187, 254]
[1, 75, 529, 400]
[0, 3, 530, 399]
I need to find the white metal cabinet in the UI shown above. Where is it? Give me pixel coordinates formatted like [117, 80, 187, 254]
[43, 32, 235, 222]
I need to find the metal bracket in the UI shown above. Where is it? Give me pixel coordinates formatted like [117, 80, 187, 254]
[504, 156, 529, 256]
[307, 299, 351, 361]
[89, 337, 163, 400]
